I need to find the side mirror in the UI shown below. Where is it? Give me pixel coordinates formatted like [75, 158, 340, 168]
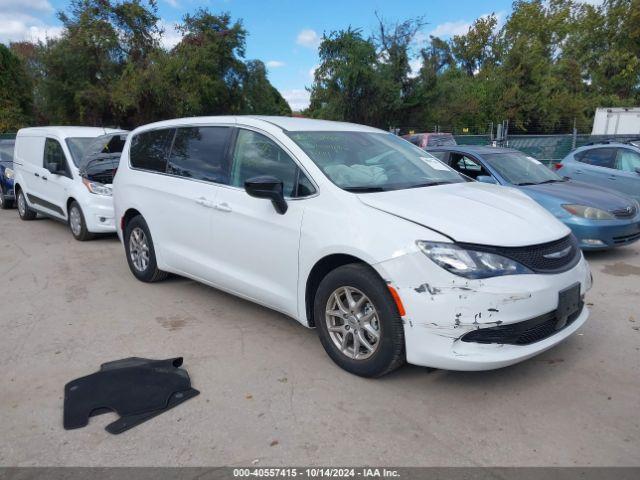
[635, 167, 640, 175]
[477, 175, 498, 184]
[244, 175, 288, 214]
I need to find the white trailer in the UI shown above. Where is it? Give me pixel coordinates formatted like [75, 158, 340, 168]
[591, 107, 640, 135]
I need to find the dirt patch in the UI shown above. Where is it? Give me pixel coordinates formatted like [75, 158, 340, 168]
[155, 315, 193, 331]
[601, 262, 640, 277]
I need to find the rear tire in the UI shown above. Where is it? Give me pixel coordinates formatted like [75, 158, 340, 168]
[16, 188, 37, 220]
[68, 201, 94, 241]
[124, 215, 168, 283]
[314, 263, 405, 377]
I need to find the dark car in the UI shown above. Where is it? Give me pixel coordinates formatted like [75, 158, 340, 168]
[424, 145, 640, 250]
[0, 137, 16, 209]
[78, 132, 129, 184]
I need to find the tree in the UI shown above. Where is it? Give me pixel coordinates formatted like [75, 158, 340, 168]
[242, 60, 292, 115]
[308, 28, 382, 125]
[0, 44, 33, 131]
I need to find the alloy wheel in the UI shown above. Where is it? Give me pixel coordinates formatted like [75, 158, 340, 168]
[129, 227, 150, 272]
[17, 192, 26, 216]
[325, 286, 381, 360]
[69, 206, 82, 237]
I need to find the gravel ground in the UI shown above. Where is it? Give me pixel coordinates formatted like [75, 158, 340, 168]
[0, 208, 638, 467]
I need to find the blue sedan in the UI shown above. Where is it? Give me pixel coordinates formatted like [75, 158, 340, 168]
[0, 138, 15, 209]
[424, 145, 640, 250]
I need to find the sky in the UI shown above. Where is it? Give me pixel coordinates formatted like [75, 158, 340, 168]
[1, 0, 527, 110]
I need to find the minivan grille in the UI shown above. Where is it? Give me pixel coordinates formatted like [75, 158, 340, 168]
[461, 303, 584, 345]
[457, 234, 580, 274]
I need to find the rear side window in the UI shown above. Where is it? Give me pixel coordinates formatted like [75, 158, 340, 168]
[615, 148, 640, 173]
[576, 148, 616, 169]
[130, 129, 174, 172]
[167, 127, 231, 183]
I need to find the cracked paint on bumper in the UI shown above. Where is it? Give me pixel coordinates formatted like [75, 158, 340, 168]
[374, 250, 592, 371]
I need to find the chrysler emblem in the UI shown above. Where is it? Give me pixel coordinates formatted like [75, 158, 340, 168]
[543, 246, 572, 259]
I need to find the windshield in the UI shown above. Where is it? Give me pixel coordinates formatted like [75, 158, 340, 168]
[0, 140, 15, 164]
[287, 131, 464, 192]
[482, 152, 563, 185]
[65, 137, 97, 167]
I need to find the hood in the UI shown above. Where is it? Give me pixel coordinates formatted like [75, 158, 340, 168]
[520, 180, 636, 211]
[357, 182, 569, 247]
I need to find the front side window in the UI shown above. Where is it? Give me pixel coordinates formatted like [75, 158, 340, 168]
[576, 148, 616, 169]
[450, 153, 491, 180]
[167, 127, 232, 183]
[0, 139, 15, 164]
[287, 131, 463, 192]
[481, 152, 562, 186]
[231, 129, 315, 197]
[615, 148, 640, 173]
[44, 138, 70, 176]
[130, 129, 174, 173]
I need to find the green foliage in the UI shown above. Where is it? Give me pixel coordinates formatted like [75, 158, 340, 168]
[0, 44, 33, 131]
[2, 1, 289, 129]
[308, 0, 640, 133]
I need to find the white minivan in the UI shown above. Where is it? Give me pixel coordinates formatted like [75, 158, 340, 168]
[13, 127, 125, 240]
[114, 116, 592, 377]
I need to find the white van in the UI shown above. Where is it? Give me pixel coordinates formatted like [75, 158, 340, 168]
[13, 127, 124, 240]
[113, 116, 592, 377]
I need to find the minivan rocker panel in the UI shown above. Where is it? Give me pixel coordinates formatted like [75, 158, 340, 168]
[114, 116, 591, 377]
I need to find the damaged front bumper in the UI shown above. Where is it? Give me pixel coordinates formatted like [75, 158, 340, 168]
[375, 250, 592, 371]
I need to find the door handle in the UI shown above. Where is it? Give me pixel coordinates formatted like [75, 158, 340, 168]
[195, 197, 215, 208]
[42, 176, 48, 181]
[574, 170, 583, 174]
[215, 202, 232, 213]
[34, 173, 40, 177]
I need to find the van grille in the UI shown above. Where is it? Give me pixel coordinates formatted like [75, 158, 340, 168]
[457, 234, 580, 274]
[461, 303, 584, 345]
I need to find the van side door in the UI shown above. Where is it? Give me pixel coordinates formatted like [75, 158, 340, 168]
[210, 128, 316, 317]
[37, 138, 74, 218]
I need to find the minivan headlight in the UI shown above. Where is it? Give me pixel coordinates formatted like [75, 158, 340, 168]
[4, 167, 14, 179]
[82, 178, 112, 196]
[562, 204, 614, 220]
[416, 241, 532, 279]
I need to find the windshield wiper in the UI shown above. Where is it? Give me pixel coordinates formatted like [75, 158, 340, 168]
[406, 181, 455, 189]
[343, 186, 387, 193]
[516, 179, 563, 186]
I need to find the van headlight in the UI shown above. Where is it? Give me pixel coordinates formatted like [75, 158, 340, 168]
[4, 167, 14, 179]
[82, 178, 112, 196]
[562, 204, 614, 220]
[416, 241, 532, 279]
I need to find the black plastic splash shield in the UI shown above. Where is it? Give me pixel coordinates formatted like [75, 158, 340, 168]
[63, 357, 199, 434]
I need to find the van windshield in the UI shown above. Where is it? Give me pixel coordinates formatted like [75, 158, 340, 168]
[66, 137, 97, 167]
[287, 131, 464, 192]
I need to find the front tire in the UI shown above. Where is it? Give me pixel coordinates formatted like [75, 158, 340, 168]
[68, 201, 94, 241]
[16, 189, 37, 220]
[0, 187, 13, 209]
[124, 215, 168, 283]
[314, 263, 405, 377]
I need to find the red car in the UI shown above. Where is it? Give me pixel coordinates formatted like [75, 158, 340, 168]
[402, 132, 456, 148]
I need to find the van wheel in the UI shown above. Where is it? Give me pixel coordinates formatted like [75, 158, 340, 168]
[16, 189, 37, 220]
[124, 215, 168, 283]
[0, 187, 13, 209]
[68, 201, 94, 241]
[314, 263, 405, 377]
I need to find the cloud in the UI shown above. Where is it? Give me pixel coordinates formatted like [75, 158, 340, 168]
[266, 60, 285, 68]
[429, 20, 471, 38]
[163, 0, 180, 7]
[308, 64, 318, 79]
[281, 89, 310, 111]
[408, 58, 421, 79]
[0, 16, 62, 44]
[296, 29, 320, 48]
[157, 20, 183, 49]
[1, 0, 53, 13]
